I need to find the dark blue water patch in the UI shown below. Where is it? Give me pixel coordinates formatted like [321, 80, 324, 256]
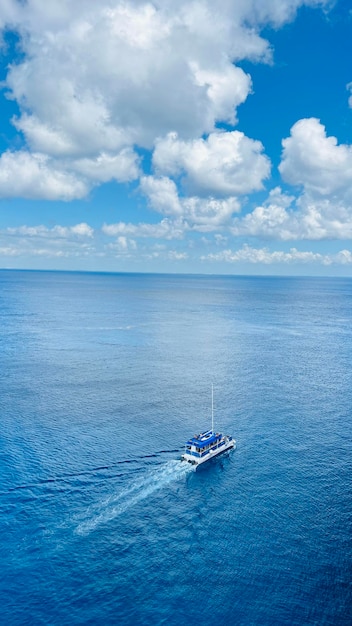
[0, 271, 351, 625]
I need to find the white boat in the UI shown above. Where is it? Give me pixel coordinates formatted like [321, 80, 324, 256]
[181, 385, 236, 466]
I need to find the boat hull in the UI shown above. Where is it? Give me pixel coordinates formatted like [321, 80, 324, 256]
[181, 437, 235, 466]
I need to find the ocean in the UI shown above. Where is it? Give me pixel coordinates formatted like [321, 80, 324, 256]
[0, 270, 351, 625]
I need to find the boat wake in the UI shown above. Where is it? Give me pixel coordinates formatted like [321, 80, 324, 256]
[0, 450, 183, 497]
[75, 460, 195, 536]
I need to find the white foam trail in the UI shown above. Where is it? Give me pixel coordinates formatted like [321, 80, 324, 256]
[75, 460, 194, 535]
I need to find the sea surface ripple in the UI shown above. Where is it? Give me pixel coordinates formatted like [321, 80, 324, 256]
[0, 271, 351, 625]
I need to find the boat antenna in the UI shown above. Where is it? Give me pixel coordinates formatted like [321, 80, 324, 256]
[211, 384, 214, 433]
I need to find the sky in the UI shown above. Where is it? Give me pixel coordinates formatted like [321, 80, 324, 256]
[0, 0, 352, 275]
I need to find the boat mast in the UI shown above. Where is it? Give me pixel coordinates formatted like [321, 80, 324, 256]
[211, 384, 214, 433]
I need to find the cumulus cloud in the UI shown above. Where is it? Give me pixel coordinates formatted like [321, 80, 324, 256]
[226, 121, 352, 243]
[108, 236, 137, 254]
[0, 0, 331, 201]
[0, 221, 96, 258]
[102, 218, 186, 240]
[0, 151, 88, 200]
[167, 250, 188, 261]
[231, 186, 352, 241]
[0, 146, 139, 200]
[139, 176, 182, 217]
[0, 0, 343, 263]
[140, 175, 240, 229]
[244, 0, 331, 27]
[279, 118, 352, 198]
[2, 0, 263, 156]
[153, 131, 271, 197]
[189, 63, 251, 127]
[203, 244, 352, 265]
[0, 246, 71, 258]
[231, 187, 297, 240]
[181, 196, 240, 230]
[231, 119, 352, 241]
[347, 82, 352, 108]
[7, 223, 94, 238]
[70, 223, 94, 237]
[72, 149, 140, 183]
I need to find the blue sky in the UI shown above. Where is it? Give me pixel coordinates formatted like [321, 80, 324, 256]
[0, 0, 352, 274]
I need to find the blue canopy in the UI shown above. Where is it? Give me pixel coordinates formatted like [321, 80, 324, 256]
[186, 432, 220, 448]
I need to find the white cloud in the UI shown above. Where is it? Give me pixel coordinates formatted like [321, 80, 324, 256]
[0, 246, 21, 256]
[2, 0, 261, 156]
[70, 223, 94, 237]
[102, 218, 186, 240]
[244, 0, 331, 27]
[231, 186, 352, 241]
[140, 176, 182, 216]
[0, 246, 70, 258]
[181, 196, 240, 230]
[153, 131, 271, 197]
[140, 175, 240, 229]
[231, 187, 298, 240]
[226, 121, 352, 243]
[0, 221, 96, 260]
[347, 82, 352, 108]
[167, 250, 188, 261]
[190, 63, 251, 127]
[235, 119, 352, 241]
[0, 0, 339, 256]
[0, 146, 139, 201]
[0, 151, 88, 200]
[336, 249, 352, 264]
[203, 244, 352, 265]
[279, 118, 352, 197]
[7, 223, 94, 238]
[1, 1, 331, 158]
[72, 149, 140, 183]
[108, 236, 137, 254]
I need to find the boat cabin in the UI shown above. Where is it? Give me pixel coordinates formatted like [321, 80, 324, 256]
[185, 430, 225, 460]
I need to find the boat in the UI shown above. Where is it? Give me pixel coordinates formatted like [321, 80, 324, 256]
[181, 385, 236, 466]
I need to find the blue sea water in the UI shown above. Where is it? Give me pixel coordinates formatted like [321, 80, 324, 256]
[0, 270, 351, 625]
